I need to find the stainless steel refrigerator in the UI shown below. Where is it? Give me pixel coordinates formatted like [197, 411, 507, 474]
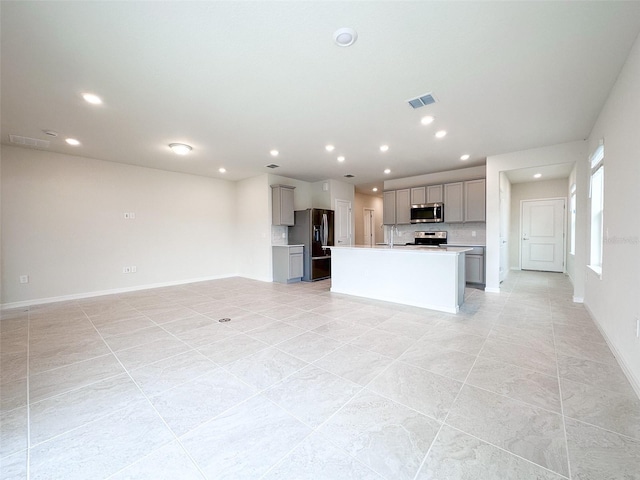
[288, 208, 334, 281]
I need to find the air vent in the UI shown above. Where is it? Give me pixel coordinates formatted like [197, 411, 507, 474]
[265, 164, 280, 169]
[9, 135, 50, 149]
[407, 92, 436, 109]
[344, 174, 355, 178]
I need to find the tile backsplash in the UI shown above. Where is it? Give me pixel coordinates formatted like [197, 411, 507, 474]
[271, 226, 288, 245]
[390, 222, 486, 245]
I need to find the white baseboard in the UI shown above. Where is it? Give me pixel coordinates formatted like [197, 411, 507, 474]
[1, 274, 237, 310]
[583, 303, 640, 400]
[484, 287, 501, 293]
[510, 267, 521, 271]
[572, 296, 584, 303]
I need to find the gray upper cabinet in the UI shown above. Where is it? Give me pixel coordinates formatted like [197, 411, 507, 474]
[396, 188, 411, 224]
[426, 184, 443, 204]
[410, 187, 426, 205]
[383, 188, 411, 225]
[464, 179, 486, 222]
[383, 190, 396, 225]
[271, 185, 295, 226]
[444, 182, 464, 223]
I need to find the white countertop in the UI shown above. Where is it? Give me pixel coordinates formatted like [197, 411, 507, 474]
[446, 243, 486, 247]
[328, 245, 472, 254]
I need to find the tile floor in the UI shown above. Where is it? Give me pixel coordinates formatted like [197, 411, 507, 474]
[1, 271, 639, 479]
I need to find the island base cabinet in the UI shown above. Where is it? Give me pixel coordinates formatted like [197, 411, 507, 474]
[272, 246, 304, 283]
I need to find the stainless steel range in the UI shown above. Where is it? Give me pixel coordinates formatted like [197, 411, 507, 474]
[408, 231, 447, 247]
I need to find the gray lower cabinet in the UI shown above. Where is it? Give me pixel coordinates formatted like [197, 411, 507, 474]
[272, 245, 304, 283]
[461, 246, 485, 284]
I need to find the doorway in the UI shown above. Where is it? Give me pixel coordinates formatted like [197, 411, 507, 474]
[363, 208, 375, 246]
[520, 198, 565, 272]
[335, 199, 352, 246]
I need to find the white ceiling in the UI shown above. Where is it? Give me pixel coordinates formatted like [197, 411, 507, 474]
[505, 163, 575, 184]
[2, 2, 639, 193]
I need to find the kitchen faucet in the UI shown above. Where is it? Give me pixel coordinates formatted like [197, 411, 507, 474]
[389, 225, 398, 247]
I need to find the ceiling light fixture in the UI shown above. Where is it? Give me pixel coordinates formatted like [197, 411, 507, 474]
[435, 130, 447, 138]
[421, 115, 435, 125]
[65, 138, 80, 146]
[169, 143, 192, 155]
[325, 144, 335, 152]
[82, 93, 103, 105]
[379, 145, 389, 152]
[270, 149, 279, 157]
[384, 168, 391, 174]
[219, 167, 226, 173]
[333, 27, 358, 47]
[460, 154, 470, 161]
[372, 187, 378, 192]
[534, 173, 542, 179]
[337, 156, 345, 162]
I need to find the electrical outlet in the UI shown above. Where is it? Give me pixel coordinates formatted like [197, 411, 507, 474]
[129, 212, 135, 219]
[123, 266, 131, 274]
[636, 317, 640, 339]
[19, 275, 29, 284]
[472, 230, 477, 237]
[131, 266, 137, 273]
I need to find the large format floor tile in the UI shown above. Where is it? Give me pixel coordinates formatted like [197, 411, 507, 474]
[446, 385, 568, 476]
[416, 425, 565, 480]
[2, 270, 637, 479]
[180, 395, 310, 480]
[319, 390, 441, 480]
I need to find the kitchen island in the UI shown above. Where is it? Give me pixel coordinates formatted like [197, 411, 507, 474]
[328, 245, 472, 313]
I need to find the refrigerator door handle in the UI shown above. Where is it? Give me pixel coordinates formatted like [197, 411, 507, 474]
[322, 213, 328, 246]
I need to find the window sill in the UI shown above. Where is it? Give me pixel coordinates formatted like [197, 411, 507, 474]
[587, 264, 602, 279]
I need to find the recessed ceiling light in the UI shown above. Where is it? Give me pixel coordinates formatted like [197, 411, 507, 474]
[337, 156, 345, 162]
[270, 149, 279, 157]
[384, 168, 391, 174]
[219, 167, 226, 173]
[372, 187, 378, 192]
[325, 144, 335, 152]
[435, 130, 447, 138]
[65, 138, 80, 146]
[169, 143, 192, 155]
[460, 154, 470, 161]
[380, 145, 389, 152]
[333, 27, 357, 47]
[534, 173, 542, 178]
[82, 93, 102, 105]
[421, 115, 435, 125]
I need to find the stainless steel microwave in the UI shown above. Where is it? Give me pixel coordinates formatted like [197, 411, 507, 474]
[410, 203, 444, 223]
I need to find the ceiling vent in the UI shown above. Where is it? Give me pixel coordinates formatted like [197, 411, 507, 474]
[9, 134, 50, 149]
[344, 174, 355, 178]
[265, 164, 280, 169]
[407, 92, 436, 109]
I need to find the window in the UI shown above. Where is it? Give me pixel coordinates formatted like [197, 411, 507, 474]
[589, 143, 604, 274]
[570, 183, 576, 255]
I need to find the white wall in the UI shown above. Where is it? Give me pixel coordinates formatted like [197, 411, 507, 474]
[583, 33, 640, 393]
[486, 141, 585, 292]
[499, 172, 512, 280]
[236, 174, 272, 282]
[1, 145, 237, 306]
[509, 179, 569, 269]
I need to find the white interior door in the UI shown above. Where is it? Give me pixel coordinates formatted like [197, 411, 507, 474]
[335, 199, 352, 246]
[521, 198, 565, 272]
[363, 208, 374, 246]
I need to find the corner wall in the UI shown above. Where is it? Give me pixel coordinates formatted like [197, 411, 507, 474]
[584, 33, 640, 393]
[1, 146, 238, 307]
